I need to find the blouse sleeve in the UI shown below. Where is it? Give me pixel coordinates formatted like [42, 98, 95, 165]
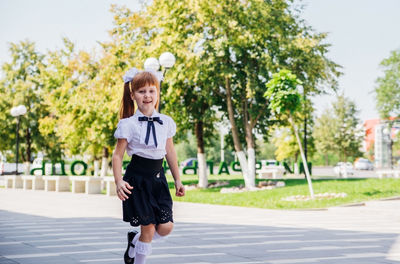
[114, 118, 132, 142]
[167, 117, 177, 138]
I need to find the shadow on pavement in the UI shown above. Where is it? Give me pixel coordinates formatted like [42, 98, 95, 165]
[0, 210, 399, 264]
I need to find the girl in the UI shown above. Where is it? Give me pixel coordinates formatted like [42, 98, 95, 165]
[112, 68, 185, 264]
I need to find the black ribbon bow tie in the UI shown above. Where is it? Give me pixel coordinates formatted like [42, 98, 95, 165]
[138, 116, 163, 147]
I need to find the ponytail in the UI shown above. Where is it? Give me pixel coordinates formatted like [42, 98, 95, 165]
[119, 71, 160, 119]
[119, 82, 135, 119]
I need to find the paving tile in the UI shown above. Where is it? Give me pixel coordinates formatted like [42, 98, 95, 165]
[1, 189, 400, 263]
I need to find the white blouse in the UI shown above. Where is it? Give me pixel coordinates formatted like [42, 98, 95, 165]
[114, 109, 176, 160]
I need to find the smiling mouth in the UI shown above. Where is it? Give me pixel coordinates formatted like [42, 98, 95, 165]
[143, 101, 152, 104]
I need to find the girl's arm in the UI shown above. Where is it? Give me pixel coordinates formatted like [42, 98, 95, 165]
[112, 139, 133, 201]
[165, 137, 185, 197]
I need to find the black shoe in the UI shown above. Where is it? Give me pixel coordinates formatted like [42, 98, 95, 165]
[124, 230, 138, 264]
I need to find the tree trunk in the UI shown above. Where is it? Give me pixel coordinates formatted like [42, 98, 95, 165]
[289, 115, 314, 198]
[244, 100, 255, 188]
[225, 77, 250, 187]
[100, 147, 109, 177]
[303, 91, 308, 161]
[94, 159, 100, 177]
[247, 148, 256, 187]
[195, 121, 208, 188]
[294, 163, 299, 176]
[24, 161, 31, 175]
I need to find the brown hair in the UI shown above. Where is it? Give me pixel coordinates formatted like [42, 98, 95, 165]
[119, 71, 160, 119]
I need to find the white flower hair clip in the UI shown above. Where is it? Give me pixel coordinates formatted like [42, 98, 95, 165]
[123, 67, 164, 83]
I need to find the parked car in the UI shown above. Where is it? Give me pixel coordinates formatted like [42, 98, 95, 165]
[180, 158, 197, 168]
[259, 159, 282, 170]
[354, 158, 374, 170]
[333, 162, 354, 177]
[263, 159, 279, 167]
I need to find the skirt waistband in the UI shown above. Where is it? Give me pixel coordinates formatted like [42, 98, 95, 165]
[130, 154, 163, 171]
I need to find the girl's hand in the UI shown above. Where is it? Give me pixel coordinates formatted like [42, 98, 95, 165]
[175, 181, 185, 197]
[116, 179, 133, 201]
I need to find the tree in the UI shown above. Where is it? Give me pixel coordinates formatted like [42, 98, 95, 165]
[265, 69, 314, 198]
[313, 109, 336, 165]
[196, 0, 339, 188]
[0, 40, 61, 172]
[375, 49, 400, 118]
[39, 40, 99, 156]
[41, 37, 125, 176]
[109, 1, 219, 187]
[109, 0, 340, 189]
[272, 128, 299, 162]
[313, 94, 363, 162]
[332, 95, 363, 161]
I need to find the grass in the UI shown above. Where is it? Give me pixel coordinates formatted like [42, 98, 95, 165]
[165, 173, 400, 209]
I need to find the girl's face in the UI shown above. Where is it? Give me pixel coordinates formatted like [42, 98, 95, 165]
[132, 84, 158, 114]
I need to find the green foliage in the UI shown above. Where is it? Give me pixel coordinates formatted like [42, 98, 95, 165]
[40, 38, 121, 160]
[108, 2, 219, 151]
[175, 131, 235, 164]
[271, 119, 316, 163]
[331, 95, 363, 161]
[0, 40, 62, 161]
[272, 127, 299, 161]
[175, 133, 197, 162]
[311, 152, 340, 166]
[313, 108, 337, 164]
[375, 49, 400, 118]
[0, 0, 340, 168]
[109, 0, 340, 183]
[264, 70, 312, 162]
[256, 138, 277, 160]
[265, 69, 302, 115]
[313, 94, 363, 161]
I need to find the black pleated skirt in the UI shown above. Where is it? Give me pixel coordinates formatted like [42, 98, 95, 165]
[122, 154, 173, 226]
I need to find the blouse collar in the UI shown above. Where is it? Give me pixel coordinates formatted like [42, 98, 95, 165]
[134, 108, 159, 118]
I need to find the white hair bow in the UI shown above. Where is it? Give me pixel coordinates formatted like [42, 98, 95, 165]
[123, 67, 164, 83]
[123, 67, 140, 83]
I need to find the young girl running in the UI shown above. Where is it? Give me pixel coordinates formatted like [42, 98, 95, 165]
[112, 68, 185, 264]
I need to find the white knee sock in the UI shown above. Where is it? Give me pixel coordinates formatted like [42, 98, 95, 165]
[128, 232, 162, 258]
[134, 240, 152, 264]
[128, 232, 140, 258]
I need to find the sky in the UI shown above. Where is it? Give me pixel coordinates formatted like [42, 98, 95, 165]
[300, 0, 400, 121]
[1, 0, 400, 122]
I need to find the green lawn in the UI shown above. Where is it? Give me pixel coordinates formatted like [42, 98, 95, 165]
[166, 173, 400, 209]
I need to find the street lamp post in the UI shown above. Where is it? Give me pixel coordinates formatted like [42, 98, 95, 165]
[144, 52, 176, 113]
[10, 105, 27, 175]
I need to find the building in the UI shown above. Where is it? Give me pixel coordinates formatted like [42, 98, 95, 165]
[364, 118, 400, 169]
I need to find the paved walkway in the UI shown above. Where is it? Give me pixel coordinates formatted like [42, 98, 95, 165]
[0, 189, 399, 263]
